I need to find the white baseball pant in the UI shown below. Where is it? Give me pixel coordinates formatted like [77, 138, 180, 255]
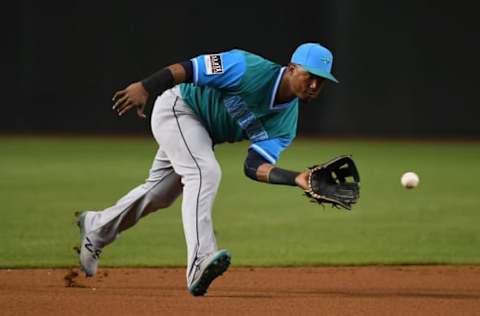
[83, 86, 220, 286]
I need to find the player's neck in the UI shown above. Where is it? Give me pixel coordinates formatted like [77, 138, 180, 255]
[275, 72, 296, 104]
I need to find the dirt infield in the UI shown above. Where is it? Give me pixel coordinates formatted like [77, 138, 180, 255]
[1, 267, 480, 315]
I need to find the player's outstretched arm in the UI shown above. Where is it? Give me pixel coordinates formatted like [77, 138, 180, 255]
[112, 62, 192, 118]
[244, 149, 309, 190]
[256, 163, 310, 190]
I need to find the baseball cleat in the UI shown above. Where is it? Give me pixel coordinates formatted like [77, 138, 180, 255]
[76, 211, 102, 277]
[188, 249, 231, 296]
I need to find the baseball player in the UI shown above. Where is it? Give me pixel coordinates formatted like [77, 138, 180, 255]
[77, 43, 338, 296]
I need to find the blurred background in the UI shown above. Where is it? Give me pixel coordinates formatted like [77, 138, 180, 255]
[7, 1, 479, 137]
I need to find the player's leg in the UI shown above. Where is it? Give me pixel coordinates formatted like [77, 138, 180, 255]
[151, 87, 230, 295]
[77, 148, 182, 277]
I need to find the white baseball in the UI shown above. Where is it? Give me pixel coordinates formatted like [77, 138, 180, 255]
[401, 172, 419, 189]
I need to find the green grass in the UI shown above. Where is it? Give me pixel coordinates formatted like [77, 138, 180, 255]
[1, 135, 479, 268]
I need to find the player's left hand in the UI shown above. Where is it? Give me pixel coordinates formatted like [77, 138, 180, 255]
[112, 82, 149, 118]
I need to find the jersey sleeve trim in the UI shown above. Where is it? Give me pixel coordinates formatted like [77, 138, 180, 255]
[250, 144, 276, 164]
[191, 58, 199, 85]
[249, 137, 293, 165]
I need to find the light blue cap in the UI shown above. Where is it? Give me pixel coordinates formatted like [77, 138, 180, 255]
[290, 43, 339, 83]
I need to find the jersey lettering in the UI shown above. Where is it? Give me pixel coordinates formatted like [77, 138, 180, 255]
[224, 96, 268, 142]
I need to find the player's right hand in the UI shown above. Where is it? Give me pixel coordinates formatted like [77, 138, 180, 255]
[112, 82, 149, 119]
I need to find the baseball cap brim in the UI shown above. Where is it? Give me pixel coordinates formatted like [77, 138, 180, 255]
[303, 66, 339, 83]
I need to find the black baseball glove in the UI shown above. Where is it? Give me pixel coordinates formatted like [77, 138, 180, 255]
[305, 155, 360, 210]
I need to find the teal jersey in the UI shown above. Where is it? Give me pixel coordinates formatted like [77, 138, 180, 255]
[179, 50, 298, 164]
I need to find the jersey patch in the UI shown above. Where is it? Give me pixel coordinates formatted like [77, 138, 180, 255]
[204, 54, 224, 75]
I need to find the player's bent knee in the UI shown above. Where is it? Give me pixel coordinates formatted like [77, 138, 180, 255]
[144, 190, 180, 210]
[143, 175, 182, 210]
[149, 198, 174, 210]
[201, 161, 222, 188]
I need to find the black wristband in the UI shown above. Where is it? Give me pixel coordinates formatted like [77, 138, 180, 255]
[269, 167, 299, 186]
[141, 67, 175, 96]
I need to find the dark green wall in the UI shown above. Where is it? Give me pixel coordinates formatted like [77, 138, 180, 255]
[7, 1, 479, 136]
